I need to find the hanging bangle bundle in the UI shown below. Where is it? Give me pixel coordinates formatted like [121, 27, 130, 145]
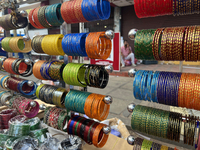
[85, 32, 112, 60]
[10, 96, 39, 118]
[36, 84, 68, 108]
[31, 35, 45, 54]
[33, 60, 46, 80]
[61, 0, 110, 24]
[0, 13, 28, 30]
[134, 26, 200, 61]
[1, 36, 32, 53]
[6, 76, 37, 96]
[43, 106, 70, 131]
[62, 33, 88, 57]
[29, 4, 63, 28]
[133, 70, 200, 111]
[134, 0, 200, 18]
[65, 90, 110, 120]
[3, 58, 33, 77]
[67, 115, 109, 148]
[62, 63, 109, 88]
[0, 109, 17, 129]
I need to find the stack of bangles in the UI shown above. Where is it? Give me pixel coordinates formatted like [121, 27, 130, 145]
[1, 36, 32, 53]
[32, 34, 64, 55]
[0, 91, 12, 106]
[9, 95, 39, 118]
[28, 4, 64, 29]
[43, 106, 70, 131]
[134, 0, 200, 18]
[0, 109, 17, 129]
[33, 60, 65, 80]
[134, 25, 200, 61]
[2, 57, 33, 77]
[1, 75, 37, 96]
[131, 105, 198, 147]
[67, 115, 109, 148]
[133, 70, 200, 111]
[33, 62, 109, 88]
[62, 32, 112, 59]
[61, 0, 110, 24]
[36, 84, 68, 108]
[0, 13, 28, 30]
[133, 137, 177, 150]
[65, 90, 110, 120]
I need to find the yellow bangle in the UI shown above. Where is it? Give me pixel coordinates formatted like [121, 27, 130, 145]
[36, 84, 45, 98]
[9, 37, 32, 53]
[41, 34, 64, 55]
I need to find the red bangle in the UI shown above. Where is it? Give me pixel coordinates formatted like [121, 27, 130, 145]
[61, 1, 79, 24]
[28, 9, 41, 28]
[33, 7, 44, 29]
[134, 0, 141, 18]
[84, 120, 95, 144]
[76, 117, 87, 137]
[74, 0, 87, 22]
[0, 109, 17, 129]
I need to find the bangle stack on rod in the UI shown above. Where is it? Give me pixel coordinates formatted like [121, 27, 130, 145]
[33, 61, 109, 88]
[134, 0, 200, 18]
[127, 104, 200, 148]
[130, 69, 200, 111]
[129, 25, 200, 61]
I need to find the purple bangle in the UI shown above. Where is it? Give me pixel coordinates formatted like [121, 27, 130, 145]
[157, 72, 167, 104]
[173, 72, 182, 106]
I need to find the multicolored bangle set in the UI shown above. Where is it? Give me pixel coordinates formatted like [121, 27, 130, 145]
[0, 13, 28, 30]
[28, 0, 110, 29]
[1, 36, 32, 53]
[1, 57, 33, 77]
[36, 84, 68, 108]
[131, 105, 199, 147]
[0, 75, 37, 96]
[33, 61, 109, 88]
[43, 106, 70, 131]
[133, 137, 176, 150]
[31, 31, 112, 60]
[133, 70, 200, 111]
[134, 26, 200, 61]
[134, 0, 200, 18]
[67, 115, 109, 148]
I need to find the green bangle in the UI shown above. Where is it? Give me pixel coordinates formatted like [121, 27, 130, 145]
[0, 134, 14, 147]
[30, 128, 48, 143]
[1, 37, 13, 52]
[5, 137, 18, 150]
[58, 110, 70, 131]
[8, 123, 30, 137]
[24, 117, 41, 131]
[62, 63, 86, 87]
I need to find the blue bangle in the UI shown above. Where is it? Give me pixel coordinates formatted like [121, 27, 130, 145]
[146, 71, 153, 101]
[150, 71, 160, 102]
[81, 0, 101, 21]
[140, 71, 148, 100]
[65, 90, 76, 111]
[133, 70, 145, 100]
[100, 0, 110, 19]
[68, 116, 80, 134]
[62, 34, 74, 56]
[18, 80, 37, 96]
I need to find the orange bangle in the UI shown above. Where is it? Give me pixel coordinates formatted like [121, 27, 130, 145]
[84, 94, 95, 118]
[194, 74, 200, 110]
[178, 73, 188, 107]
[185, 74, 196, 109]
[91, 94, 102, 119]
[33, 7, 44, 29]
[3, 58, 17, 75]
[92, 124, 109, 148]
[33, 60, 46, 80]
[86, 32, 111, 60]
